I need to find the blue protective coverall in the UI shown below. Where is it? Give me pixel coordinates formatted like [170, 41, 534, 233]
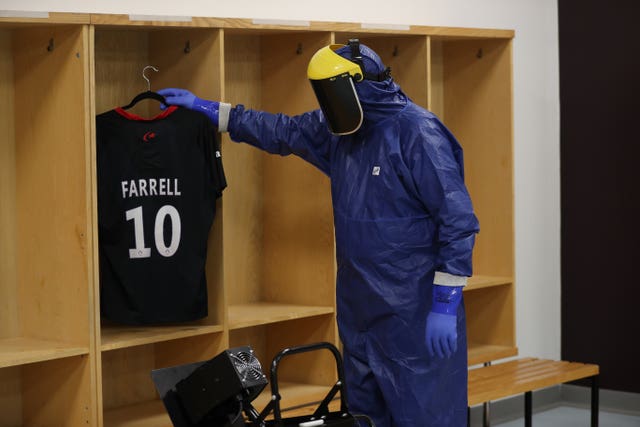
[227, 75, 479, 427]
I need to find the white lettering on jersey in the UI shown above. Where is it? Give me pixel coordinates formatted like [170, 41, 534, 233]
[149, 178, 157, 195]
[138, 179, 148, 196]
[121, 181, 128, 199]
[121, 178, 181, 198]
[129, 180, 138, 197]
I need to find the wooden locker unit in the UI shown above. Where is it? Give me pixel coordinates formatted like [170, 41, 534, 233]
[0, 17, 96, 427]
[92, 24, 228, 426]
[431, 36, 516, 365]
[224, 29, 339, 411]
[0, 13, 514, 426]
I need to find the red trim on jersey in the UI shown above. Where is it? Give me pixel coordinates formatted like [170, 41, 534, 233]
[115, 105, 178, 121]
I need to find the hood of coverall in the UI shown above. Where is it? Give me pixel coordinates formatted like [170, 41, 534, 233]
[333, 43, 409, 127]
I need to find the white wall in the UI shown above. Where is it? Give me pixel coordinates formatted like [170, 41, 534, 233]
[0, 0, 562, 360]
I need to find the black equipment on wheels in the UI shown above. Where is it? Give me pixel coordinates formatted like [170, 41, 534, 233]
[152, 341, 374, 427]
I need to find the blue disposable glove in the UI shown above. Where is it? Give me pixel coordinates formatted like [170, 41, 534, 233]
[426, 285, 463, 358]
[157, 88, 221, 127]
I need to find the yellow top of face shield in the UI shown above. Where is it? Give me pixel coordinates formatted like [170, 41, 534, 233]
[307, 45, 364, 82]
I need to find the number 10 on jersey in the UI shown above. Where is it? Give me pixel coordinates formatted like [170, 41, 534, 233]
[126, 205, 181, 258]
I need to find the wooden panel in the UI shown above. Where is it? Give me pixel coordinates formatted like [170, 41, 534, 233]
[22, 356, 93, 426]
[153, 333, 226, 368]
[260, 33, 335, 306]
[148, 28, 222, 101]
[265, 316, 338, 386]
[101, 324, 223, 352]
[90, 14, 225, 28]
[14, 25, 90, 345]
[465, 284, 514, 348]
[428, 37, 444, 118]
[0, 13, 89, 25]
[465, 275, 512, 291]
[102, 346, 157, 410]
[104, 400, 171, 427]
[222, 33, 265, 305]
[442, 39, 513, 277]
[228, 303, 334, 330]
[0, 30, 17, 340]
[94, 29, 150, 116]
[468, 344, 518, 367]
[0, 367, 22, 427]
[0, 337, 88, 368]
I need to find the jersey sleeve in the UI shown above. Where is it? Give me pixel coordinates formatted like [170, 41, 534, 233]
[202, 118, 227, 198]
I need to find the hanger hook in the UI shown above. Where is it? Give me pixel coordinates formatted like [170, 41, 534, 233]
[142, 65, 159, 91]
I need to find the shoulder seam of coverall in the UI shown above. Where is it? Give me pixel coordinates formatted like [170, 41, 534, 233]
[218, 102, 231, 132]
[433, 271, 468, 287]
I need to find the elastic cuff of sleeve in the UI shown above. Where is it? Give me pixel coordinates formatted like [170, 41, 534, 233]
[433, 271, 468, 287]
[218, 102, 231, 133]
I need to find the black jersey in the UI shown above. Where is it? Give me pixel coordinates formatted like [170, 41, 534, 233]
[97, 106, 226, 325]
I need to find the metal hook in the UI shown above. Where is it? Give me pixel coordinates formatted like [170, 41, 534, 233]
[142, 65, 159, 91]
[392, 45, 399, 57]
[296, 43, 303, 55]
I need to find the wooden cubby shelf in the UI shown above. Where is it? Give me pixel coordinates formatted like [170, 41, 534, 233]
[103, 400, 170, 427]
[0, 337, 89, 369]
[102, 382, 333, 427]
[228, 303, 335, 330]
[252, 381, 335, 413]
[100, 324, 224, 352]
[468, 343, 519, 367]
[0, 13, 514, 426]
[465, 275, 513, 291]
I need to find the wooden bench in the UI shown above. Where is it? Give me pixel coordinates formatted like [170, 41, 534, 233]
[468, 357, 600, 427]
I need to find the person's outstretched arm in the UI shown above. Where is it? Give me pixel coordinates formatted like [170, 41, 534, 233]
[158, 88, 334, 176]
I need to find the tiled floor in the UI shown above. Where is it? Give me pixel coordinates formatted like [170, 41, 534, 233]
[493, 405, 640, 427]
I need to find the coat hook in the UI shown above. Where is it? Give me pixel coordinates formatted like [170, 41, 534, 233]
[476, 48, 483, 59]
[47, 38, 54, 52]
[392, 45, 399, 57]
[142, 65, 159, 91]
[296, 43, 303, 55]
[184, 40, 191, 54]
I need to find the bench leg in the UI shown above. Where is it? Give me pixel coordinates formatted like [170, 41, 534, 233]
[591, 375, 599, 427]
[484, 401, 491, 427]
[524, 391, 532, 427]
[483, 361, 492, 427]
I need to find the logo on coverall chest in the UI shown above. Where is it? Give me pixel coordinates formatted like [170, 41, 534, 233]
[372, 166, 381, 176]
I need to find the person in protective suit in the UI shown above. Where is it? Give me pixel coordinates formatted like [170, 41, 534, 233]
[158, 40, 480, 427]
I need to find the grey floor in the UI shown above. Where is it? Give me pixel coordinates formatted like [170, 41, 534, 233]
[493, 405, 640, 427]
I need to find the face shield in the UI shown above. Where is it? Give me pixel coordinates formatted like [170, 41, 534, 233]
[307, 44, 365, 135]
